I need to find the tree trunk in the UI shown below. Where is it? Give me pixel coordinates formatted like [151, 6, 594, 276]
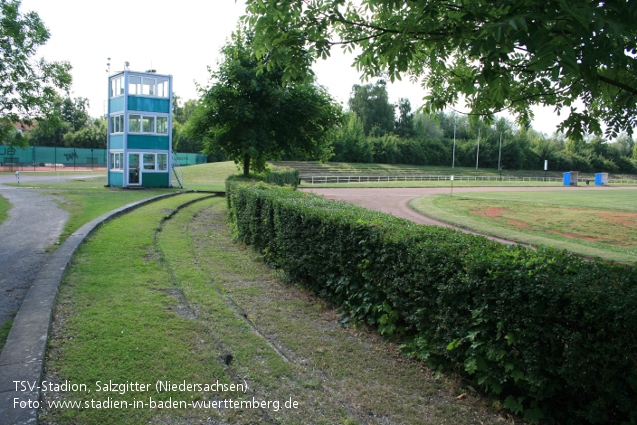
[243, 153, 250, 177]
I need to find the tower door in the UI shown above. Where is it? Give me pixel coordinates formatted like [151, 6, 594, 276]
[128, 153, 140, 185]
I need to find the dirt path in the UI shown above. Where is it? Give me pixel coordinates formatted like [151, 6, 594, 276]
[302, 185, 637, 245]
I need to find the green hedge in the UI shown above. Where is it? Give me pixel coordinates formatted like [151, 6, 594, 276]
[226, 182, 637, 425]
[225, 167, 299, 192]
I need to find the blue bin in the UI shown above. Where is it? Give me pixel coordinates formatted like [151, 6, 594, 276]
[594, 173, 608, 186]
[563, 171, 579, 186]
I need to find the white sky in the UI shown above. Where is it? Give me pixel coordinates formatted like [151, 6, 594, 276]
[21, 0, 563, 136]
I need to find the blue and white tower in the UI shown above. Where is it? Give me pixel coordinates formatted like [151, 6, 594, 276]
[106, 69, 174, 187]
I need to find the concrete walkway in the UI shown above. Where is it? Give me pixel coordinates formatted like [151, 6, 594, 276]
[0, 173, 98, 326]
[0, 185, 69, 326]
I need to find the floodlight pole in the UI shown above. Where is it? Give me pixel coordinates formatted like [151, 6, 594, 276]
[452, 119, 456, 169]
[498, 131, 503, 181]
[475, 128, 480, 170]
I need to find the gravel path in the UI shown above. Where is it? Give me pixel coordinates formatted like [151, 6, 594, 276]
[0, 174, 81, 326]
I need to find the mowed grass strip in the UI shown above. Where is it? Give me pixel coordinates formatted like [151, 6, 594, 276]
[42, 193, 517, 424]
[55, 188, 178, 244]
[411, 189, 637, 263]
[155, 197, 516, 424]
[180, 161, 240, 191]
[41, 192, 229, 425]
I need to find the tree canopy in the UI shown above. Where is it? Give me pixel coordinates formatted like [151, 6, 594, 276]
[187, 29, 342, 176]
[244, 0, 637, 139]
[0, 0, 72, 145]
[26, 95, 105, 149]
[348, 80, 395, 136]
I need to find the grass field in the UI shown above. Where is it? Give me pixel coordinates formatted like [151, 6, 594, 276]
[180, 161, 240, 191]
[410, 189, 637, 264]
[40, 193, 513, 424]
[0, 193, 10, 227]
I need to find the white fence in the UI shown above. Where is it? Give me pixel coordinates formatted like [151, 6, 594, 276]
[305, 175, 564, 184]
[605, 179, 637, 184]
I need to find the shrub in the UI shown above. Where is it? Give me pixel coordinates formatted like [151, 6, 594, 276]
[226, 183, 637, 424]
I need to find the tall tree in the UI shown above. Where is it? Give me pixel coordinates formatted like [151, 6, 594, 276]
[348, 80, 395, 136]
[331, 112, 373, 163]
[187, 29, 342, 176]
[26, 95, 86, 147]
[173, 96, 204, 153]
[173, 95, 198, 125]
[62, 117, 106, 149]
[0, 0, 72, 145]
[394, 98, 415, 138]
[61, 97, 90, 132]
[245, 0, 637, 139]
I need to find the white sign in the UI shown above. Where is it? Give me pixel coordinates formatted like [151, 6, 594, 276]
[544, 160, 548, 171]
[450, 175, 454, 181]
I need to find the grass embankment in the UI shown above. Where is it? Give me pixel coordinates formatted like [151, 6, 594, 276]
[180, 161, 241, 191]
[282, 161, 637, 178]
[41, 193, 513, 424]
[273, 161, 637, 188]
[0, 193, 10, 226]
[279, 161, 566, 177]
[411, 189, 637, 264]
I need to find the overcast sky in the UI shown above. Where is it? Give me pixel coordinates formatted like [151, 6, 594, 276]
[21, 0, 563, 136]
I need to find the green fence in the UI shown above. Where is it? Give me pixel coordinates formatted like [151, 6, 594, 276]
[0, 146, 206, 170]
[172, 152, 208, 166]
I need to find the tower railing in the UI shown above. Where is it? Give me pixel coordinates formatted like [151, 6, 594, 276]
[171, 151, 184, 188]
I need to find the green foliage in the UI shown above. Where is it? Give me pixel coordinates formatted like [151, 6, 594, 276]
[25, 95, 102, 148]
[186, 28, 342, 176]
[172, 95, 197, 126]
[263, 167, 299, 188]
[244, 0, 637, 140]
[172, 95, 208, 155]
[0, 124, 26, 147]
[348, 80, 395, 136]
[369, 133, 400, 164]
[394, 98, 415, 138]
[329, 105, 637, 171]
[330, 112, 373, 163]
[225, 167, 299, 200]
[62, 117, 106, 149]
[227, 182, 637, 424]
[0, 0, 72, 143]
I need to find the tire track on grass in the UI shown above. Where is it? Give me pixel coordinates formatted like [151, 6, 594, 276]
[152, 196, 279, 425]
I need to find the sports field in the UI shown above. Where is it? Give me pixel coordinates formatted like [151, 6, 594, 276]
[410, 188, 637, 263]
